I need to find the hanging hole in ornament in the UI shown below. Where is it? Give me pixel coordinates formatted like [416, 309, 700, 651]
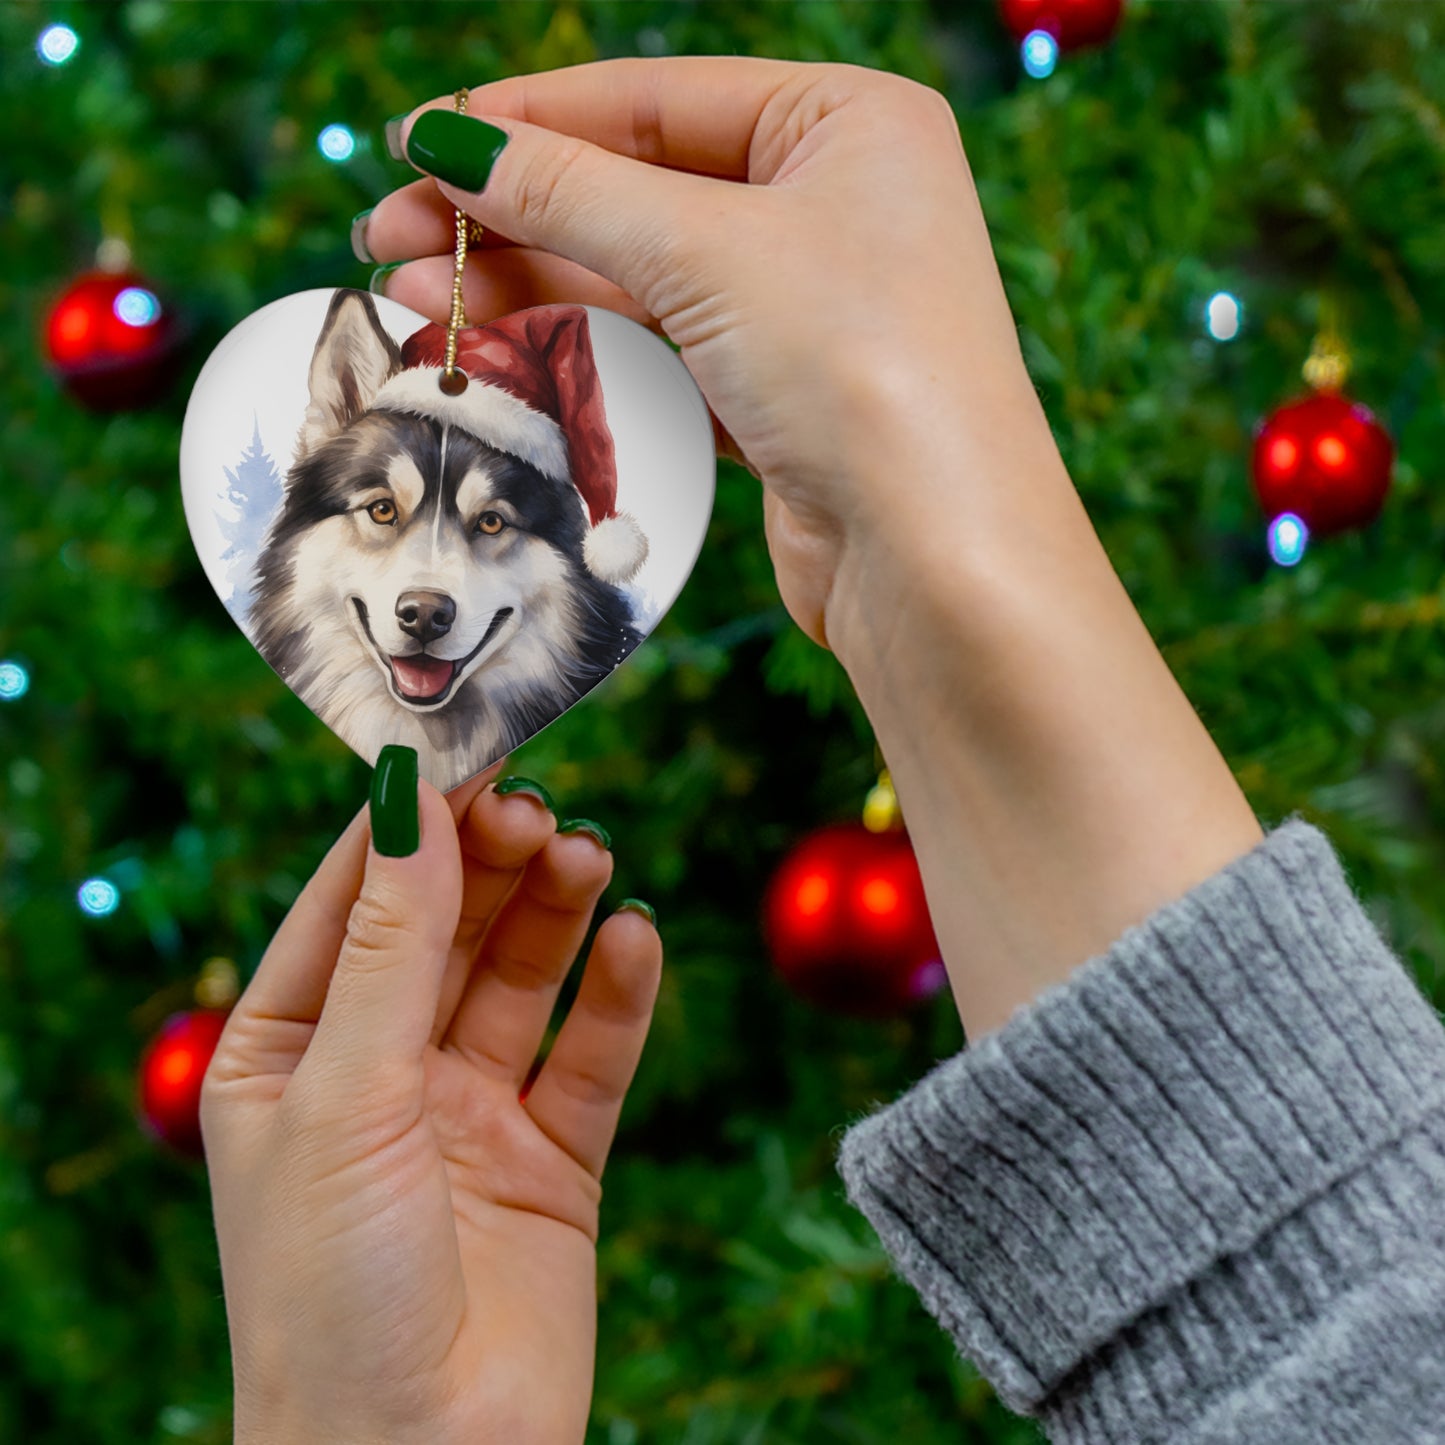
[439, 369, 468, 396]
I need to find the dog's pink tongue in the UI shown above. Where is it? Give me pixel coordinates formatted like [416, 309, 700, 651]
[391, 654, 456, 700]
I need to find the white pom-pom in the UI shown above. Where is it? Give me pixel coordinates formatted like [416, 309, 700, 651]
[584, 512, 649, 584]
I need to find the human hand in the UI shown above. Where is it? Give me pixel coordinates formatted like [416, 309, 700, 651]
[360, 57, 1059, 654]
[361, 59, 1260, 1047]
[201, 757, 661, 1445]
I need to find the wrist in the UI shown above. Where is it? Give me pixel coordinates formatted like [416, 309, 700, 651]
[234, 1411, 430, 1445]
[823, 368, 1077, 678]
[823, 416, 1261, 1039]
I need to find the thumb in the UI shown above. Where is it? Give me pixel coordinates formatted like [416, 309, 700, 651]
[303, 747, 463, 1088]
[399, 106, 742, 318]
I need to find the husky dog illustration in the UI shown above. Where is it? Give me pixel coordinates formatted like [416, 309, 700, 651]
[248, 289, 649, 789]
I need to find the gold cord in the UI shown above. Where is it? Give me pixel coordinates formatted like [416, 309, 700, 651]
[1302, 292, 1350, 393]
[440, 88, 476, 396]
[863, 767, 902, 833]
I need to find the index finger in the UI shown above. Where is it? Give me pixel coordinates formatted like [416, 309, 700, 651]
[412, 55, 810, 182]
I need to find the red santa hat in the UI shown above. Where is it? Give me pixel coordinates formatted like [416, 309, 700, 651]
[368, 305, 648, 585]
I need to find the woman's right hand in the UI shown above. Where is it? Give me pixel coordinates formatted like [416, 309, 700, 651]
[364, 58, 1264, 1043]
[360, 57, 1062, 655]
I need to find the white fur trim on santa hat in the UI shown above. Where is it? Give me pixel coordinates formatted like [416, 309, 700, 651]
[584, 512, 649, 585]
[369, 368, 570, 482]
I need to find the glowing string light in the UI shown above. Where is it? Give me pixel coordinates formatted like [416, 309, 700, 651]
[0, 660, 29, 701]
[910, 959, 948, 1001]
[1022, 30, 1059, 79]
[1267, 512, 1309, 568]
[78, 877, 121, 917]
[37, 24, 79, 66]
[1205, 291, 1242, 341]
[114, 287, 161, 328]
[318, 124, 356, 162]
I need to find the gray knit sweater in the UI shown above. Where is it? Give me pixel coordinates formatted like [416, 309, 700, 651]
[836, 819, 1445, 1443]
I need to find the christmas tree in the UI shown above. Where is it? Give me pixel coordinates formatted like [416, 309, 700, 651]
[217, 419, 283, 619]
[3, 3, 1444, 1442]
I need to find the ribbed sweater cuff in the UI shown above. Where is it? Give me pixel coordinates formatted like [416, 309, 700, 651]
[836, 818, 1445, 1431]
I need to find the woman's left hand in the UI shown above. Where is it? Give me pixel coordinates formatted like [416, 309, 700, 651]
[201, 762, 662, 1445]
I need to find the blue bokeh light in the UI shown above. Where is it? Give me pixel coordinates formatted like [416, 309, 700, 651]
[78, 878, 121, 918]
[318, 124, 356, 162]
[114, 287, 162, 328]
[1205, 291, 1243, 342]
[1022, 30, 1059, 79]
[1267, 512, 1309, 567]
[0, 660, 29, 701]
[37, 24, 79, 66]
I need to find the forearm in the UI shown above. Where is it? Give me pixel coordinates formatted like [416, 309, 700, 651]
[825, 383, 1262, 1040]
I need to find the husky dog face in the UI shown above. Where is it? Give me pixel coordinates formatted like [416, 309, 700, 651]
[247, 291, 641, 782]
[274, 412, 585, 711]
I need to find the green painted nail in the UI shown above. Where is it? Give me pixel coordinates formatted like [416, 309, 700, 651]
[369, 261, 404, 297]
[494, 775, 555, 812]
[617, 898, 656, 926]
[384, 113, 409, 162]
[350, 208, 375, 264]
[405, 110, 510, 192]
[370, 745, 419, 857]
[558, 818, 612, 850]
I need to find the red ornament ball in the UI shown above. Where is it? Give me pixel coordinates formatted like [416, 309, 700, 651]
[1251, 392, 1394, 537]
[44, 270, 181, 409]
[763, 822, 945, 1017]
[137, 1009, 230, 1157]
[998, 0, 1125, 50]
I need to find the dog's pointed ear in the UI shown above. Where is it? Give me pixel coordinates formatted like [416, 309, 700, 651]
[294, 290, 403, 462]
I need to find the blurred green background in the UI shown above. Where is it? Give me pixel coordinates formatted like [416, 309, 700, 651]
[3, 2, 1445, 1441]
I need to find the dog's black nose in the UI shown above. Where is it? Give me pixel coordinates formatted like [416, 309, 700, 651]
[395, 590, 456, 644]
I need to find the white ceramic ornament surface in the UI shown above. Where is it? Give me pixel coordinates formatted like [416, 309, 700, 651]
[181, 288, 714, 791]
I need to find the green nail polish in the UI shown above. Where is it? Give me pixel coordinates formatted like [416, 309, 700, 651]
[405, 110, 509, 192]
[371, 745, 419, 857]
[558, 818, 612, 850]
[384, 113, 409, 162]
[350, 208, 375, 265]
[617, 898, 656, 926]
[369, 261, 404, 297]
[494, 775, 555, 812]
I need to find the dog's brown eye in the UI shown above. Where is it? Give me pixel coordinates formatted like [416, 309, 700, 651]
[477, 511, 506, 536]
[366, 499, 397, 526]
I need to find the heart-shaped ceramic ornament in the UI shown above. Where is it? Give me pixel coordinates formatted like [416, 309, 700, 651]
[181, 289, 715, 791]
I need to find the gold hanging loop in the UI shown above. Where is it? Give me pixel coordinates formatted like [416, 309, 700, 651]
[1302, 294, 1350, 393]
[440, 88, 478, 397]
[863, 767, 903, 833]
[194, 956, 240, 1011]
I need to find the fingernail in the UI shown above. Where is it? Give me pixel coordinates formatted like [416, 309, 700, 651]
[350, 208, 375, 264]
[371, 745, 419, 857]
[617, 898, 656, 926]
[405, 110, 510, 192]
[369, 261, 404, 297]
[493, 775, 555, 812]
[558, 818, 612, 850]
[384, 113, 409, 162]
